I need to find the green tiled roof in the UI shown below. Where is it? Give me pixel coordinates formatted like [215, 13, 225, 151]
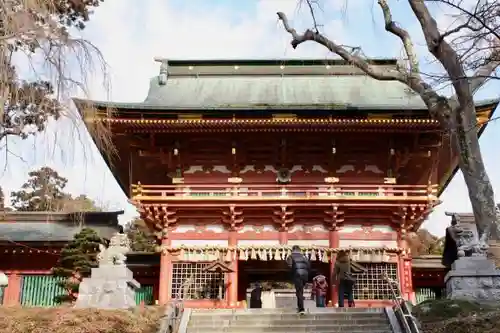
[74, 59, 499, 112]
[142, 75, 425, 110]
[0, 211, 123, 243]
[0, 222, 118, 242]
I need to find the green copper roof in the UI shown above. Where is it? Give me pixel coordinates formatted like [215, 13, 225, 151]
[74, 59, 500, 112]
[0, 211, 123, 242]
[142, 75, 426, 109]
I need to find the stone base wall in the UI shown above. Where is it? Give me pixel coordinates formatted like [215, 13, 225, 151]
[75, 265, 140, 309]
[487, 240, 500, 268]
[246, 288, 315, 309]
[445, 257, 500, 302]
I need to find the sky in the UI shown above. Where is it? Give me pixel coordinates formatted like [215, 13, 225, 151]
[0, 0, 499, 236]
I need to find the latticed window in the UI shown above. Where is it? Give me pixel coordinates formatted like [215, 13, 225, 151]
[415, 287, 446, 304]
[171, 262, 226, 300]
[352, 263, 398, 300]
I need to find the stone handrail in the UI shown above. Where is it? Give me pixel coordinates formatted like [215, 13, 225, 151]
[157, 275, 194, 333]
[157, 300, 184, 333]
[382, 273, 421, 333]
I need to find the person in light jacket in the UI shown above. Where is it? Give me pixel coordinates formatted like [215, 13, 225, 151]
[286, 245, 311, 314]
[312, 274, 328, 307]
[333, 251, 355, 308]
[261, 283, 276, 309]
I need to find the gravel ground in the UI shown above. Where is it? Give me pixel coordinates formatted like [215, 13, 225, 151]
[0, 306, 164, 333]
[414, 299, 500, 333]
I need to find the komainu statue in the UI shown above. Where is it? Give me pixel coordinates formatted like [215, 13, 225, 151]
[442, 213, 488, 268]
[75, 226, 139, 309]
[97, 230, 131, 266]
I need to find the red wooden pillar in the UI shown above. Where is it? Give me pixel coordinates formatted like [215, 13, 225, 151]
[329, 229, 339, 306]
[397, 230, 411, 300]
[158, 238, 172, 305]
[3, 273, 22, 306]
[403, 258, 415, 302]
[279, 230, 287, 245]
[228, 231, 238, 307]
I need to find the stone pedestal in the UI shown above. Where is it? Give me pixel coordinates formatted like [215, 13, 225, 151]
[445, 256, 500, 302]
[74, 265, 140, 309]
[246, 288, 315, 309]
[487, 240, 500, 268]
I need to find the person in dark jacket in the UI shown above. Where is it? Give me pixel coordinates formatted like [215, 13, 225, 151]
[286, 245, 311, 313]
[312, 274, 328, 307]
[442, 216, 459, 270]
[249, 282, 262, 308]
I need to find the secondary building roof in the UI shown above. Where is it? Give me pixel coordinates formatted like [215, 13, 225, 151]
[0, 211, 123, 243]
[411, 255, 445, 269]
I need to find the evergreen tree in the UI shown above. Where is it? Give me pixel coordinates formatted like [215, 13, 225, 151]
[10, 166, 68, 211]
[408, 229, 445, 256]
[0, 186, 4, 210]
[125, 218, 157, 252]
[52, 227, 103, 303]
[59, 194, 102, 213]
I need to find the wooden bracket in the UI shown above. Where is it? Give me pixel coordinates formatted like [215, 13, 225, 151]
[222, 205, 244, 231]
[391, 206, 408, 232]
[140, 205, 177, 240]
[323, 204, 344, 231]
[272, 205, 294, 231]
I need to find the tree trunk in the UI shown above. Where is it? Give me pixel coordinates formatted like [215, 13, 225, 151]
[453, 104, 499, 241]
[277, 0, 500, 245]
[408, 0, 500, 242]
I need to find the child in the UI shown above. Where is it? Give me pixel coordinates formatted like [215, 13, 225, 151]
[312, 274, 328, 307]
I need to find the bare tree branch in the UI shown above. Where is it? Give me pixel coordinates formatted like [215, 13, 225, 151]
[277, 8, 451, 126]
[407, 0, 500, 241]
[278, 0, 500, 243]
[276, 11, 404, 82]
[468, 48, 500, 94]
[408, 0, 499, 98]
[378, 0, 419, 75]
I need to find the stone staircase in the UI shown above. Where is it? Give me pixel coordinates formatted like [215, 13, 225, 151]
[183, 308, 397, 333]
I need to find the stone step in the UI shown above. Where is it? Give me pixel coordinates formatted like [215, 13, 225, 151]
[186, 328, 392, 333]
[189, 318, 389, 326]
[191, 308, 384, 315]
[189, 314, 387, 322]
[188, 323, 392, 330]
[186, 308, 394, 333]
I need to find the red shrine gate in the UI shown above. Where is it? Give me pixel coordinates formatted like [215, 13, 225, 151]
[133, 183, 433, 308]
[74, 58, 498, 308]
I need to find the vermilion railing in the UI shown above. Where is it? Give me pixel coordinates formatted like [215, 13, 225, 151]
[131, 183, 438, 201]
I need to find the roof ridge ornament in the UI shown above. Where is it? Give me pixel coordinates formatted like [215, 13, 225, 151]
[154, 57, 168, 85]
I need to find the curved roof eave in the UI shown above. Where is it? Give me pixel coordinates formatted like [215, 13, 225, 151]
[72, 97, 500, 112]
[73, 97, 500, 197]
